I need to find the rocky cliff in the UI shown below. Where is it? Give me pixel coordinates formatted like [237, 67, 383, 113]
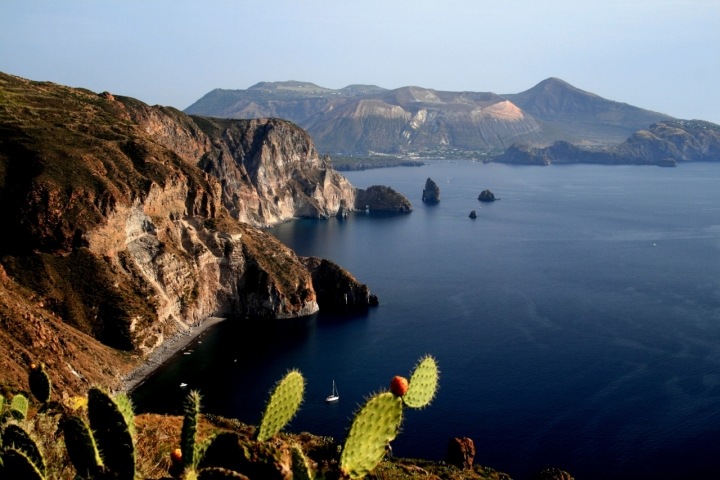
[0, 72, 387, 395]
[495, 120, 720, 166]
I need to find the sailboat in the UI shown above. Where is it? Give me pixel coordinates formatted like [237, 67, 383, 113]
[326, 380, 339, 402]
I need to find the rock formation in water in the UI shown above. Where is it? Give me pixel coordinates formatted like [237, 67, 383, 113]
[422, 177, 440, 202]
[0, 71, 403, 393]
[300, 257, 379, 308]
[469, 210, 477, 218]
[445, 437, 476, 470]
[495, 120, 720, 166]
[355, 185, 413, 212]
[478, 190, 496, 202]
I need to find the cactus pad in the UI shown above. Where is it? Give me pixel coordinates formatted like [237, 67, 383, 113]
[62, 415, 104, 477]
[10, 394, 29, 420]
[182, 390, 203, 469]
[403, 355, 439, 409]
[3, 424, 46, 475]
[29, 363, 52, 403]
[3, 448, 45, 480]
[291, 444, 313, 480]
[340, 392, 403, 479]
[255, 370, 305, 442]
[88, 387, 136, 480]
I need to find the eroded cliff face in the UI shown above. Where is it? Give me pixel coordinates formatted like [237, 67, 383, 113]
[191, 116, 358, 226]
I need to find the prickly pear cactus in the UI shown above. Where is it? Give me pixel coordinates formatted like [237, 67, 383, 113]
[3, 448, 45, 480]
[255, 370, 305, 442]
[87, 387, 136, 480]
[62, 415, 104, 477]
[291, 444, 313, 480]
[340, 392, 403, 479]
[403, 355, 439, 409]
[3, 424, 46, 475]
[182, 390, 203, 470]
[9, 394, 29, 420]
[29, 363, 52, 403]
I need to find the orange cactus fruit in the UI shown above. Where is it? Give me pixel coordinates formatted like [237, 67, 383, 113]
[390, 376, 409, 396]
[171, 448, 182, 464]
[30, 363, 37, 370]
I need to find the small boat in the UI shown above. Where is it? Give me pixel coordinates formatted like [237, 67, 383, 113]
[326, 380, 339, 403]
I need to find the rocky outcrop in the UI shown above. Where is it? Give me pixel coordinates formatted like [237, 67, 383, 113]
[300, 257, 379, 308]
[496, 120, 720, 166]
[355, 186, 413, 212]
[446, 437, 476, 470]
[478, 190, 496, 202]
[422, 177, 440, 202]
[533, 468, 575, 480]
[469, 210, 477, 218]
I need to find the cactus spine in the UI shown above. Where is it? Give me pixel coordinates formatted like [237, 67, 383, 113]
[255, 370, 305, 442]
[87, 387, 136, 480]
[62, 415, 104, 477]
[29, 363, 52, 404]
[197, 467, 249, 479]
[403, 355, 439, 409]
[3, 448, 45, 479]
[181, 390, 202, 471]
[9, 394, 29, 421]
[340, 392, 403, 479]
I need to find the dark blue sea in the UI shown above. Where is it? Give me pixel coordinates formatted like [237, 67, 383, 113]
[132, 161, 720, 480]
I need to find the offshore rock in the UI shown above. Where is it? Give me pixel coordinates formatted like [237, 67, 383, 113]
[478, 190, 496, 202]
[300, 257, 379, 308]
[445, 437, 475, 470]
[422, 177, 440, 202]
[355, 185, 413, 212]
[469, 210, 477, 219]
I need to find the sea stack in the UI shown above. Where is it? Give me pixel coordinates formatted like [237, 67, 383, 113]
[469, 210, 477, 219]
[422, 178, 440, 202]
[478, 189, 496, 202]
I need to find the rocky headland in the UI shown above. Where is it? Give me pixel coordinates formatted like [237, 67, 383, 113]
[0, 71, 408, 396]
[422, 177, 441, 202]
[495, 120, 720, 166]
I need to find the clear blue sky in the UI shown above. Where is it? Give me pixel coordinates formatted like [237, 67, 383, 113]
[1, 0, 719, 123]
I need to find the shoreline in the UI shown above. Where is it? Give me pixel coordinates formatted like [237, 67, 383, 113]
[120, 316, 227, 393]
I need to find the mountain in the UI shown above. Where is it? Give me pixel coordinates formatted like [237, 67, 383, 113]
[0, 72, 409, 394]
[495, 120, 720, 166]
[185, 78, 675, 154]
[502, 77, 675, 144]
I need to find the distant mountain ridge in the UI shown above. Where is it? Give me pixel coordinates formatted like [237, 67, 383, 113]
[185, 79, 674, 154]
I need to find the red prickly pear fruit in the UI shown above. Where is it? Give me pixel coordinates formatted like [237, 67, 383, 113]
[390, 376, 409, 396]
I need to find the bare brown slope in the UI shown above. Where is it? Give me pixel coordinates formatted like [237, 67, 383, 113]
[502, 78, 675, 144]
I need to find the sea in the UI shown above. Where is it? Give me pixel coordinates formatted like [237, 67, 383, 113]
[132, 161, 720, 480]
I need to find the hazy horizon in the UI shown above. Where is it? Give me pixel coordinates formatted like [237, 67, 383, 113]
[1, 0, 719, 123]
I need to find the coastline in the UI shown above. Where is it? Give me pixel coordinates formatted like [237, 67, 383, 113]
[121, 316, 227, 393]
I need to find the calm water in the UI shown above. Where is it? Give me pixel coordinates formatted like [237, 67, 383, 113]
[133, 162, 720, 480]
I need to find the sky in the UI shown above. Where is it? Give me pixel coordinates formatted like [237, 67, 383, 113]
[1, 0, 719, 123]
